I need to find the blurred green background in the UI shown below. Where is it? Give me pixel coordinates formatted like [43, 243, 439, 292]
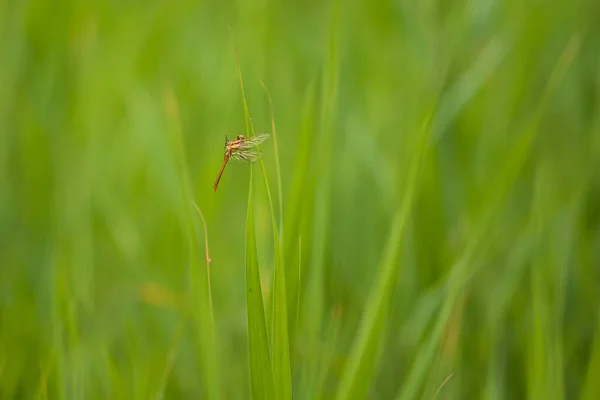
[2, 0, 600, 398]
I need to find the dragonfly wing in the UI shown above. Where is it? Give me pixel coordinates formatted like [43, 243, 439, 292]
[229, 152, 247, 163]
[244, 151, 260, 162]
[239, 133, 270, 149]
[231, 149, 261, 163]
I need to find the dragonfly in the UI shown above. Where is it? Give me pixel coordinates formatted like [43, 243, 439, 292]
[213, 133, 270, 192]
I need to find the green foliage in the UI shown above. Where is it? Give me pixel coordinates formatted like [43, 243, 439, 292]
[1, 0, 600, 399]
[245, 171, 276, 399]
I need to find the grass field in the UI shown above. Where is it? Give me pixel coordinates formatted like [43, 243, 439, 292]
[2, 0, 600, 398]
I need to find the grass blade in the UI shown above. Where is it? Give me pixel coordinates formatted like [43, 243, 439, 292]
[283, 83, 317, 334]
[245, 172, 276, 398]
[270, 229, 292, 399]
[191, 200, 216, 339]
[396, 32, 583, 400]
[261, 81, 284, 238]
[163, 87, 219, 400]
[257, 84, 292, 400]
[299, 0, 341, 395]
[335, 112, 433, 400]
[232, 34, 290, 398]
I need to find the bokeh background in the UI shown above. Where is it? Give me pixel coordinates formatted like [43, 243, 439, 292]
[2, 0, 600, 398]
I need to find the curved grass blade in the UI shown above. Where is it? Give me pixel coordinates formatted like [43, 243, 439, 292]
[334, 111, 434, 400]
[253, 136, 292, 399]
[335, 31, 517, 399]
[191, 200, 215, 336]
[255, 83, 292, 398]
[300, 0, 341, 396]
[247, 128, 291, 400]
[396, 33, 583, 400]
[232, 34, 291, 399]
[283, 83, 317, 339]
[261, 82, 284, 238]
[249, 81, 292, 400]
[163, 87, 219, 400]
[245, 171, 276, 399]
[270, 219, 292, 400]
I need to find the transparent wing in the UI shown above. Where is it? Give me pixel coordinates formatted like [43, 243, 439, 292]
[228, 153, 246, 164]
[230, 149, 261, 163]
[238, 133, 270, 149]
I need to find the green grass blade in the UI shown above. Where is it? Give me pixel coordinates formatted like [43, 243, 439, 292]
[257, 85, 292, 400]
[335, 112, 433, 400]
[299, 0, 341, 396]
[261, 82, 284, 238]
[258, 128, 292, 399]
[283, 83, 317, 334]
[396, 33, 583, 400]
[232, 35, 289, 398]
[191, 200, 216, 341]
[298, 180, 328, 397]
[232, 33, 256, 138]
[245, 171, 276, 399]
[164, 88, 219, 400]
[270, 230, 292, 399]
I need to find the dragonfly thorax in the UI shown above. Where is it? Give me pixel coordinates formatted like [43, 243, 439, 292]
[213, 132, 270, 192]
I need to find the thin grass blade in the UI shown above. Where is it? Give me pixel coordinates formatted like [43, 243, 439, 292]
[261, 82, 284, 238]
[300, 0, 341, 395]
[283, 83, 317, 337]
[245, 171, 276, 399]
[232, 34, 290, 398]
[335, 112, 433, 400]
[270, 228, 292, 399]
[250, 98, 292, 400]
[163, 88, 219, 400]
[396, 33, 583, 400]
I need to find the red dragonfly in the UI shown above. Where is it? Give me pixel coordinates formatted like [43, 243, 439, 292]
[213, 133, 270, 192]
